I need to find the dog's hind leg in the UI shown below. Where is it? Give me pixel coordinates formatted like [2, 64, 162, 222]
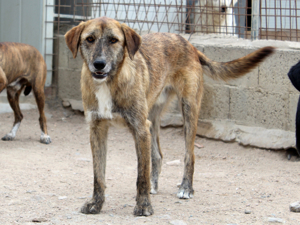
[177, 98, 200, 199]
[176, 73, 203, 199]
[2, 87, 23, 141]
[0, 67, 7, 93]
[149, 88, 176, 194]
[149, 103, 164, 194]
[81, 120, 109, 214]
[32, 85, 51, 144]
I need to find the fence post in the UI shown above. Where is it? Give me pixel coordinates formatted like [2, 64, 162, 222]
[251, 0, 260, 40]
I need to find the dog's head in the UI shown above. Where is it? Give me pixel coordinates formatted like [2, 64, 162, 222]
[65, 17, 141, 83]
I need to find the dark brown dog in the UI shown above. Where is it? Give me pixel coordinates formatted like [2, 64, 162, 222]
[0, 42, 51, 144]
[65, 16, 274, 216]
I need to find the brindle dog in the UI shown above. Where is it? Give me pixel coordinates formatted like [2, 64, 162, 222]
[65, 16, 274, 216]
[0, 42, 51, 144]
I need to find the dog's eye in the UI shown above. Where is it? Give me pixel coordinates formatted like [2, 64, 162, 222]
[86, 37, 95, 43]
[110, 38, 118, 44]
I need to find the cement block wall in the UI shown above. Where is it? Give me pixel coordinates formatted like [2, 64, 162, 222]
[185, 35, 300, 133]
[56, 35, 83, 101]
[56, 34, 300, 134]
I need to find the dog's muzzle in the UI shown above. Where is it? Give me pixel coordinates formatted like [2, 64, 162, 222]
[92, 71, 108, 79]
[92, 60, 108, 79]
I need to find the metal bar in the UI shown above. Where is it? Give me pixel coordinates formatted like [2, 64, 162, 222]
[73, 0, 76, 23]
[280, 0, 283, 40]
[290, 0, 292, 41]
[265, 0, 268, 40]
[296, 0, 299, 42]
[58, 0, 61, 35]
[251, 0, 260, 40]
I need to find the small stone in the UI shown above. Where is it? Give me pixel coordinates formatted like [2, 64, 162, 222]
[62, 100, 71, 107]
[77, 196, 86, 199]
[170, 220, 187, 225]
[290, 201, 300, 212]
[166, 160, 180, 166]
[77, 158, 91, 162]
[69, 99, 84, 112]
[158, 214, 171, 219]
[267, 217, 285, 223]
[194, 143, 204, 148]
[245, 209, 251, 214]
[8, 200, 22, 206]
[58, 196, 67, 200]
[32, 218, 47, 223]
[31, 195, 44, 201]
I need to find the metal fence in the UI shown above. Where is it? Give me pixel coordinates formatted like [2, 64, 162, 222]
[45, 0, 300, 41]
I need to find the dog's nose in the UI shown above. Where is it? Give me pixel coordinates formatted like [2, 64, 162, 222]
[93, 60, 106, 70]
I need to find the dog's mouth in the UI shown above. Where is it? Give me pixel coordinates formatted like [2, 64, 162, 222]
[92, 71, 108, 79]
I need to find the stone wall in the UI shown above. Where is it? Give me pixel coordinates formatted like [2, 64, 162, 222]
[56, 34, 300, 149]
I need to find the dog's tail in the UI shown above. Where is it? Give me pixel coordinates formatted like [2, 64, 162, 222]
[197, 46, 275, 81]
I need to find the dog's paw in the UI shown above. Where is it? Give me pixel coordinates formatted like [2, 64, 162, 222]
[150, 188, 157, 194]
[81, 200, 104, 214]
[2, 133, 15, 141]
[40, 134, 51, 144]
[150, 181, 158, 194]
[134, 203, 153, 216]
[177, 187, 194, 199]
[134, 195, 153, 216]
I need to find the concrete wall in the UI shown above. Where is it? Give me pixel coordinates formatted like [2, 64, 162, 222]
[187, 35, 300, 133]
[0, 0, 44, 52]
[56, 35, 83, 101]
[0, 0, 54, 87]
[56, 34, 299, 148]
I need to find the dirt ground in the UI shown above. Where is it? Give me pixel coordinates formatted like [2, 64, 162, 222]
[1, 103, 300, 225]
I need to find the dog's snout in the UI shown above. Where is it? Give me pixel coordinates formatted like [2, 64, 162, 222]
[93, 60, 106, 70]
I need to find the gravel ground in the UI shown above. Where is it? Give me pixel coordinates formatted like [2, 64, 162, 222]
[1, 104, 300, 224]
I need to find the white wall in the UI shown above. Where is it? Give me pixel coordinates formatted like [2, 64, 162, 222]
[0, 0, 44, 50]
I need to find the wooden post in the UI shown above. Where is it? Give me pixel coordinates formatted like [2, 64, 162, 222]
[251, 0, 260, 40]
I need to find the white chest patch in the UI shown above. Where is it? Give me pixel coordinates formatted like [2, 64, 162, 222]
[95, 83, 113, 119]
[85, 82, 113, 122]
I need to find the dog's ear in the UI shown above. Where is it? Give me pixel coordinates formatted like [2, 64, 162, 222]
[65, 22, 85, 58]
[121, 23, 141, 60]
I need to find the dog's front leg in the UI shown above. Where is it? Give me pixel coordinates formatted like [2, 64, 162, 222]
[128, 118, 153, 216]
[81, 119, 109, 214]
